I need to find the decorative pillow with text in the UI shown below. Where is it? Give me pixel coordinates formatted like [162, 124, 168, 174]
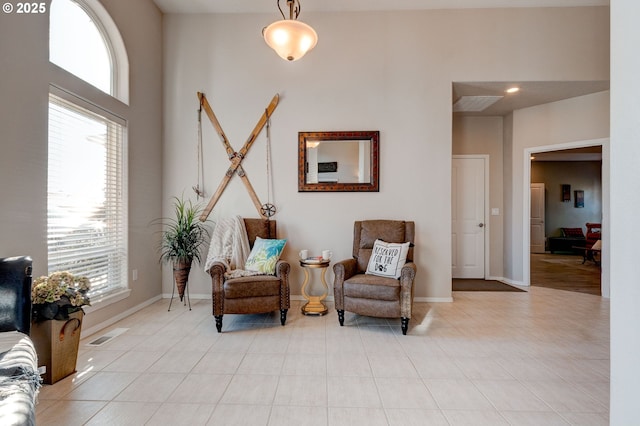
[365, 239, 410, 279]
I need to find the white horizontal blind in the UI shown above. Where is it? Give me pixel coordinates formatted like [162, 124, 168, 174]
[48, 93, 127, 299]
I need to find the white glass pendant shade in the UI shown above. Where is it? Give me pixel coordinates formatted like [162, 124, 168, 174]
[263, 19, 318, 61]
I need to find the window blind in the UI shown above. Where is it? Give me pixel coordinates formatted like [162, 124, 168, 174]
[48, 93, 127, 299]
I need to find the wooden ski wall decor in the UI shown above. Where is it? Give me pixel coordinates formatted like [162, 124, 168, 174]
[197, 92, 279, 222]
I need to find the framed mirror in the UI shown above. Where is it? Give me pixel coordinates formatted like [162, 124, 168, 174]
[298, 131, 380, 192]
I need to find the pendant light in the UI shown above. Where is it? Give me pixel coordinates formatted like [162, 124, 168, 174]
[263, 0, 318, 62]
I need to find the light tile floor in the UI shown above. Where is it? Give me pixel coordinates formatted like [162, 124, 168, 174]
[35, 286, 609, 425]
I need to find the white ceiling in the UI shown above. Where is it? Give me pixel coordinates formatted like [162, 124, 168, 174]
[153, 0, 609, 14]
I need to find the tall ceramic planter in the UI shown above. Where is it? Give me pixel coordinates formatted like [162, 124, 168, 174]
[173, 258, 192, 301]
[30, 310, 83, 385]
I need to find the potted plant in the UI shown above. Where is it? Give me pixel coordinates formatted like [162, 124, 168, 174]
[31, 271, 91, 384]
[31, 271, 91, 322]
[158, 196, 210, 301]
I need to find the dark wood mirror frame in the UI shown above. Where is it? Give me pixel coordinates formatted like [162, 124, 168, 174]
[298, 130, 380, 192]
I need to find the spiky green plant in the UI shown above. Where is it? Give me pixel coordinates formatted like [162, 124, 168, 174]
[158, 196, 210, 265]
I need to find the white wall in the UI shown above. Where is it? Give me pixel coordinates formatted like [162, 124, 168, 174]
[163, 7, 609, 301]
[453, 95, 608, 288]
[0, 7, 49, 274]
[0, 0, 164, 333]
[507, 91, 610, 293]
[453, 116, 504, 280]
[610, 0, 640, 422]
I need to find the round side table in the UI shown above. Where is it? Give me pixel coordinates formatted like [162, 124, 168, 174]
[299, 260, 330, 316]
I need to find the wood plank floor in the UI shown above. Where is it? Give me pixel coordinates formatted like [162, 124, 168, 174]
[530, 253, 601, 295]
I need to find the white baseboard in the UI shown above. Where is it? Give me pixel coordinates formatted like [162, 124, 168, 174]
[414, 296, 454, 303]
[163, 294, 340, 302]
[162, 293, 210, 300]
[163, 294, 456, 303]
[161, 293, 457, 306]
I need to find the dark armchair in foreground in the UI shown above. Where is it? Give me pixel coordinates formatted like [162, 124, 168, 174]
[333, 220, 416, 335]
[0, 256, 40, 426]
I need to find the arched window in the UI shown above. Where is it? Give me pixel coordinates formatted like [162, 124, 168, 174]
[49, 0, 129, 103]
[48, 0, 129, 302]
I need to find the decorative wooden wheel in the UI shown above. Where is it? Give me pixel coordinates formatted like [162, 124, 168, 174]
[260, 203, 276, 217]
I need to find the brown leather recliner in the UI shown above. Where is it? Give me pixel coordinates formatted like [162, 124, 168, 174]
[207, 219, 290, 333]
[333, 220, 416, 335]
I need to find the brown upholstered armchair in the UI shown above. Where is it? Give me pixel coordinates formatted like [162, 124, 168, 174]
[207, 219, 290, 332]
[333, 220, 416, 335]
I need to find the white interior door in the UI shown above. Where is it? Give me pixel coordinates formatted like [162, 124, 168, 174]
[530, 183, 546, 253]
[452, 157, 486, 278]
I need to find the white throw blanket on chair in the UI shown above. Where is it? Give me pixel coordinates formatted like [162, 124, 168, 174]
[204, 216, 263, 278]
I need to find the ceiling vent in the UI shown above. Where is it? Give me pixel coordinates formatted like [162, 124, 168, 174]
[453, 95, 503, 112]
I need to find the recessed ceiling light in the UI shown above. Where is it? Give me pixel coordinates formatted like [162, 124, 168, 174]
[506, 87, 520, 94]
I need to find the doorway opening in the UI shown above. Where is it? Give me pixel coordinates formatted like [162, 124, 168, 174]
[527, 143, 604, 295]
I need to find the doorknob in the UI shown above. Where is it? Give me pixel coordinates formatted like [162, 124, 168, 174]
[478, 223, 484, 228]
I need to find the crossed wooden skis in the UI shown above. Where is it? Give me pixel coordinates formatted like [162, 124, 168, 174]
[197, 92, 279, 222]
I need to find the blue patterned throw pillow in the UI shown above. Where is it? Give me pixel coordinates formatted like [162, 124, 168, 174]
[245, 237, 287, 274]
